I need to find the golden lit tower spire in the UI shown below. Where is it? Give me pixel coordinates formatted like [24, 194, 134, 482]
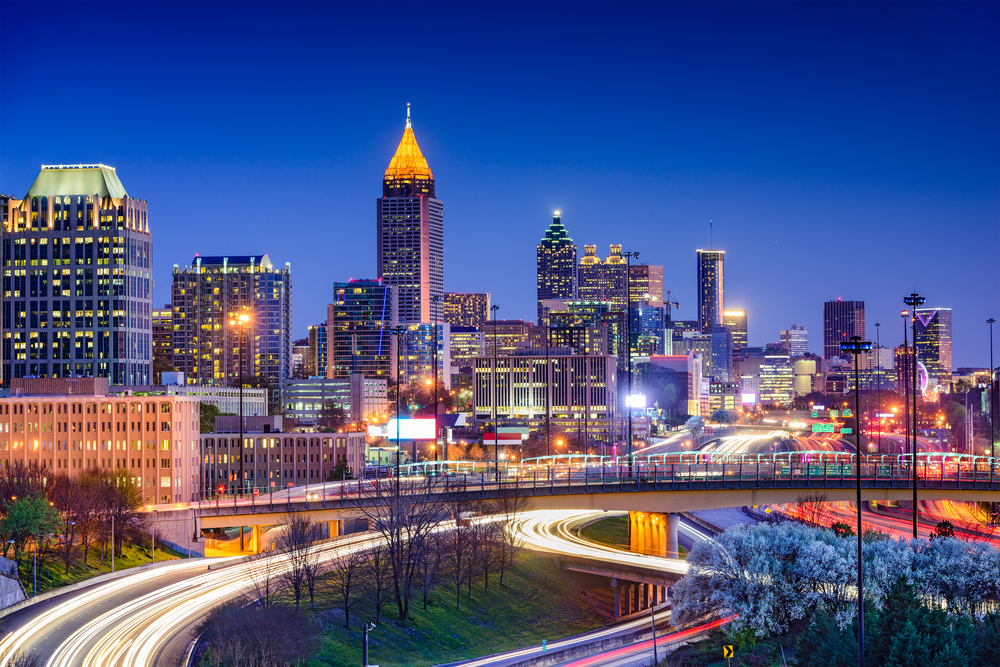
[383, 103, 434, 197]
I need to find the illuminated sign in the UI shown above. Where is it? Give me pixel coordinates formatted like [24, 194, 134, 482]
[741, 393, 757, 404]
[386, 418, 436, 440]
[813, 405, 825, 410]
[840, 427, 853, 434]
[626, 394, 646, 408]
[812, 423, 835, 433]
[876, 413, 895, 418]
[842, 409, 852, 417]
[811, 411, 818, 418]
[829, 410, 839, 418]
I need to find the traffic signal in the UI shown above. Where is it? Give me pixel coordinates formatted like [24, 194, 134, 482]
[217, 484, 225, 494]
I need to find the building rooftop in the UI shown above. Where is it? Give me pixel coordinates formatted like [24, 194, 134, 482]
[25, 164, 128, 199]
[192, 254, 273, 268]
[384, 104, 433, 181]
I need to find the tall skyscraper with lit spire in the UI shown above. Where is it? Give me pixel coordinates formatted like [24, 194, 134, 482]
[536, 212, 577, 323]
[377, 105, 443, 324]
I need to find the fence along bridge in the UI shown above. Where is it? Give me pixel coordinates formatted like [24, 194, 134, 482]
[197, 450, 1000, 531]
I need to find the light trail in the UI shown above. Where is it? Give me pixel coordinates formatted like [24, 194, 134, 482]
[557, 616, 734, 667]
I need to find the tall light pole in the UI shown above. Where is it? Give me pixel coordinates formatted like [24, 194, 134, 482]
[903, 293, 925, 539]
[901, 310, 909, 459]
[229, 309, 251, 553]
[390, 326, 408, 496]
[491, 304, 500, 481]
[542, 306, 551, 457]
[989, 318, 996, 456]
[840, 335, 871, 667]
[431, 295, 442, 462]
[622, 251, 639, 472]
[875, 323, 881, 452]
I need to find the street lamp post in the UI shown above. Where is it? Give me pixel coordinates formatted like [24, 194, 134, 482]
[390, 326, 407, 497]
[875, 322, 881, 452]
[229, 309, 251, 552]
[989, 318, 996, 455]
[840, 335, 872, 667]
[623, 251, 639, 473]
[901, 310, 910, 459]
[903, 293, 925, 539]
[431, 295, 442, 462]
[491, 304, 500, 481]
[543, 306, 551, 457]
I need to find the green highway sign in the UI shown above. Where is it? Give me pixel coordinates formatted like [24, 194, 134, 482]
[830, 410, 839, 418]
[812, 423, 835, 433]
[841, 427, 853, 434]
[842, 409, 852, 417]
[811, 411, 819, 418]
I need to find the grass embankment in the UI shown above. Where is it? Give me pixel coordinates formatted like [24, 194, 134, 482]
[285, 552, 603, 667]
[655, 624, 801, 667]
[580, 515, 689, 558]
[16, 542, 183, 596]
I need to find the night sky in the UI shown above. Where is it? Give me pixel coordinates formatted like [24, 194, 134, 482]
[1, 2, 996, 367]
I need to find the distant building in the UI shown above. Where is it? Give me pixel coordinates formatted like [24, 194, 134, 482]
[780, 325, 808, 357]
[628, 264, 663, 306]
[328, 279, 397, 379]
[551, 302, 626, 372]
[711, 325, 734, 381]
[482, 319, 535, 357]
[1, 164, 153, 385]
[281, 374, 388, 424]
[171, 254, 292, 401]
[823, 299, 865, 360]
[722, 310, 747, 357]
[672, 331, 713, 374]
[759, 356, 794, 405]
[914, 308, 952, 392]
[377, 105, 443, 325]
[630, 301, 666, 356]
[394, 322, 450, 389]
[449, 326, 484, 371]
[444, 293, 490, 329]
[578, 245, 627, 312]
[536, 212, 577, 324]
[640, 353, 704, 417]
[291, 338, 309, 378]
[152, 305, 173, 371]
[792, 356, 822, 396]
[697, 250, 725, 334]
[709, 381, 739, 413]
[308, 322, 327, 378]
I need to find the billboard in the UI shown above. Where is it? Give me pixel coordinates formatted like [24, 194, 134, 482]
[386, 418, 436, 440]
[626, 394, 647, 408]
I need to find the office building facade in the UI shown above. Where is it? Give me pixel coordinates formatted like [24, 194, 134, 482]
[711, 325, 733, 381]
[444, 292, 489, 329]
[449, 326, 485, 371]
[171, 254, 292, 397]
[1, 165, 153, 386]
[308, 322, 327, 378]
[914, 307, 952, 392]
[722, 310, 747, 359]
[578, 245, 627, 312]
[628, 264, 663, 306]
[536, 212, 577, 324]
[328, 279, 397, 380]
[152, 305, 173, 374]
[281, 374, 388, 424]
[823, 299, 865, 360]
[696, 250, 724, 333]
[377, 106, 443, 324]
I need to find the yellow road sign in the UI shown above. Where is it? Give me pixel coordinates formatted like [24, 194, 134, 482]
[723, 645, 734, 658]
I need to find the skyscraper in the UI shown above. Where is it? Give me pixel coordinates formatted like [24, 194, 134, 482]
[722, 310, 747, 357]
[578, 245, 627, 311]
[711, 325, 734, 381]
[1, 164, 152, 385]
[377, 105, 443, 324]
[328, 279, 397, 379]
[823, 299, 865, 360]
[914, 307, 952, 391]
[308, 321, 327, 378]
[152, 305, 173, 370]
[697, 250, 725, 333]
[536, 212, 577, 323]
[628, 264, 663, 306]
[444, 292, 490, 328]
[780, 325, 808, 356]
[171, 254, 292, 395]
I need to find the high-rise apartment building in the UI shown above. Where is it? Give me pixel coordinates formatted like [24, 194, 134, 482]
[377, 106, 443, 324]
[759, 355, 794, 405]
[780, 325, 808, 357]
[171, 254, 292, 397]
[482, 319, 535, 357]
[1, 165, 153, 385]
[308, 322, 327, 378]
[444, 292, 490, 328]
[630, 301, 666, 356]
[152, 305, 173, 368]
[536, 212, 577, 324]
[823, 299, 865, 360]
[328, 279, 397, 380]
[578, 245, 627, 311]
[722, 310, 747, 358]
[711, 325, 733, 381]
[449, 326, 485, 370]
[395, 322, 450, 389]
[914, 307, 952, 391]
[696, 250, 724, 333]
[628, 264, 663, 307]
[291, 338, 309, 379]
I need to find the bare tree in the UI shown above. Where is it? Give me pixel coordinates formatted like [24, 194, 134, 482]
[488, 489, 530, 586]
[441, 526, 470, 610]
[363, 541, 394, 623]
[197, 598, 319, 667]
[473, 521, 502, 592]
[796, 493, 829, 527]
[351, 477, 447, 623]
[415, 532, 442, 610]
[328, 543, 367, 627]
[274, 513, 321, 611]
[46, 473, 79, 573]
[247, 549, 281, 608]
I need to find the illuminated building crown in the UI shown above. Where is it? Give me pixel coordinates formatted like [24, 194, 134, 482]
[383, 104, 435, 197]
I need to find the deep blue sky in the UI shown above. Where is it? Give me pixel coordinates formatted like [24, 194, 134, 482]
[1, 2, 997, 367]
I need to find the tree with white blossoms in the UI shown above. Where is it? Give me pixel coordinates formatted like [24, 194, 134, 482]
[673, 521, 1000, 642]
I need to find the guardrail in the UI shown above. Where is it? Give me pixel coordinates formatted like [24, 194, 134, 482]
[196, 451, 1000, 518]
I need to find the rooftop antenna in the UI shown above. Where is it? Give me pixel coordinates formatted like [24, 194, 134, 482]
[710, 220, 714, 250]
[406, 103, 411, 129]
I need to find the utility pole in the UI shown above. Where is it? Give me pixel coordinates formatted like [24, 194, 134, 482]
[875, 322, 881, 453]
[229, 309, 251, 552]
[390, 326, 407, 498]
[431, 295, 442, 462]
[989, 318, 996, 456]
[491, 304, 500, 481]
[623, 251, 639, 474]
[543, 306, 551, 457]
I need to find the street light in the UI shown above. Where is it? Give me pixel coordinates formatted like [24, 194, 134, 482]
[903, 293, 925, 539]
[431, 294, 443, 462]
[875, 322, 881, 452]
[491, 304, 500, 482]
[390, 325, 407, 497]
[989, 318, 996, 456]
[840, 335, 871, 667]
[229, 308, 252, 553]
[623, 250, 639, 474]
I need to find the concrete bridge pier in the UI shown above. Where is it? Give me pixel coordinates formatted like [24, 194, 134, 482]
[629, 511, 679, 558]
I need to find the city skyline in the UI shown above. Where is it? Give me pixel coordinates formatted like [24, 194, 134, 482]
[1, 2, 996, 367]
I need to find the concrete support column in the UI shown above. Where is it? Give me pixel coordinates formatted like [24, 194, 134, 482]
[329, 520, 340, 538]
[667, 513, 679, 559]
[643, 515, 653, 556]
[611, 578, 620, 619]
[251, 525, 262, 554]
[629, 512, 638, 552]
